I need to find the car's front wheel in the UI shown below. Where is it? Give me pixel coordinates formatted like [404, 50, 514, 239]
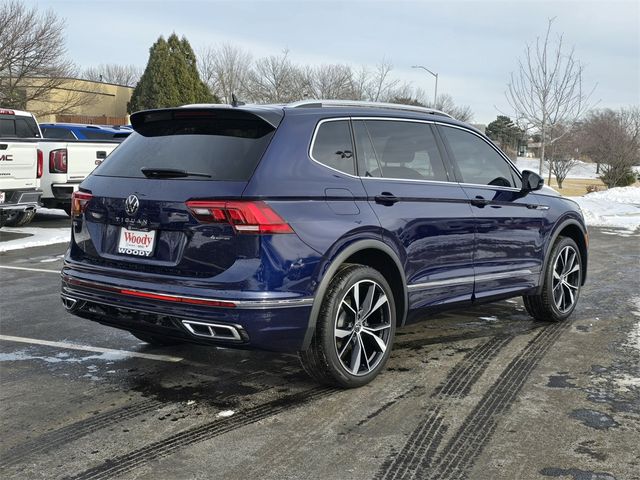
[524, 236, 582, 322]
[299, 264, 396, 388]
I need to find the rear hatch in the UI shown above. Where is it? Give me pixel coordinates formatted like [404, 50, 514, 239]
[0, 111, 40, 190]
[71, 107, 284, 278]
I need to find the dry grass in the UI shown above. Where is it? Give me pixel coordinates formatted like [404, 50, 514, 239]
[546, 177, 607, 197]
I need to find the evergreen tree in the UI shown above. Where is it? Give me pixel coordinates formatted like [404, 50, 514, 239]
[486, 115, 524, 150]
[128, 34, 215, 112]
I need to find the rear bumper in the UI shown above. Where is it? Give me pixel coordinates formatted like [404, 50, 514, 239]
[60, 266, 313, 353]
[0, 188, 41, 211]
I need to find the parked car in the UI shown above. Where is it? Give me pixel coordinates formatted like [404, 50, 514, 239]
[40, 123, 131, 142]
[60, 100, 588, 388]
[0, 108, 42, 228]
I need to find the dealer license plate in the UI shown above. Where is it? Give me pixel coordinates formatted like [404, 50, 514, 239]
[117, 228, 156, 257]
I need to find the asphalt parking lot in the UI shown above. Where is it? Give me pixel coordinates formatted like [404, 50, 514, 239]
[1, 213, 639, 480]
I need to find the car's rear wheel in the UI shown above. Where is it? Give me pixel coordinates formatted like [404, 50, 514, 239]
[130, 331, 183, 346]
[3, 209, 36, 227]
[524, 236, 582, 322]
[299, 264, 396, 388]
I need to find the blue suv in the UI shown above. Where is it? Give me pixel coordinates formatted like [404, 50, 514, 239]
[40, 123, 131, 141]
[61, 101, 588, 387]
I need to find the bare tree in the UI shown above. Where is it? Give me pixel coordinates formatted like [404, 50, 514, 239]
[546, 124, 580, 188]
[366, 59, 400, 102]
[83, 64, 142, 87]
[581, 107, 640, 188]
[0, 0, 93, 116]
[506, 18, 594, 182]
[245, 50, 305, 103]
[427, 94, 473, 122]
[197, 44, 252, 104]
[302, 64, 354, 100]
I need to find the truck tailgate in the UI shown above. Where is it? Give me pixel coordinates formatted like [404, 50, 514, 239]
[0, 140, 38, 190]
[66, 142, 119, 181]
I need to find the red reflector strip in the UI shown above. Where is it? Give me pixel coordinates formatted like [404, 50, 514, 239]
[63, 276, 236, 308]
[119, 289, 236, 308]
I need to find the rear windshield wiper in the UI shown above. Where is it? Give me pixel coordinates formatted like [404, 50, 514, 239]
[140, 167, 212, 178]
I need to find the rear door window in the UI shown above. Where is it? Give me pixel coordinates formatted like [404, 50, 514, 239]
[311, 120, 355, 175]
[94, 113, 275, 181]
[440, 126, 521, 188]
[354, 120, 449, 181]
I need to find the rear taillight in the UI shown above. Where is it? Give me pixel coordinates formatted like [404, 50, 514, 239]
[71, 191, 92, 217]
[186, 200, 294, 234]
[49, 148, 68, 173]
[36, 149, 43, 178]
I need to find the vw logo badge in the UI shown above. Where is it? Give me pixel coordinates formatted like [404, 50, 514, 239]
[124, 194, 139, 216]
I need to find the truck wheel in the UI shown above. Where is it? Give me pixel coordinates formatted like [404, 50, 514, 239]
[130, 331, 183, 346]
[523, 236, 582, 322]
[4, 209, 36, 227]
[299, 264, 396, 388]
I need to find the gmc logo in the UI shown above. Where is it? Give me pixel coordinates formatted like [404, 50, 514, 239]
[0, 154, 13, 161]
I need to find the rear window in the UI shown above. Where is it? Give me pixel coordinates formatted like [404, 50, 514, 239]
[93, 114, 275, 181]
[0, 116, 40, 139]
[42, 127, 76, 140]
[82, 129, 129, 140]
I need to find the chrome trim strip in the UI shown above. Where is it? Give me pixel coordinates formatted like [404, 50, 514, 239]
[61, 274, 314, 309]
[407, 276, 474, 291]
[408, 269, 534, 292]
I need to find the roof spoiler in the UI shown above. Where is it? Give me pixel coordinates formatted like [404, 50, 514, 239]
[130, 105, 283, 133]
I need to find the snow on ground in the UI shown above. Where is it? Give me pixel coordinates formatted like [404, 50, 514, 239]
[0, 226, 70, 252]
[515, 157, 599, 179]
[568, 186, 640, 233]
[515, 157, 640, 179]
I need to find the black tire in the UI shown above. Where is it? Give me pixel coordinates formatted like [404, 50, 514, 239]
[299, 264, 397, 388]
[130, 331, 183, 346]
[524, 236, 582, 322]
[4, 209, 36, 227]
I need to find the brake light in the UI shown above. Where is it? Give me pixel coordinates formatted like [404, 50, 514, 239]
[71, 191, 92, 217]
[36, 149, 43, 178]
[49, 148, 67, 173]
[186, 200, 294, 234]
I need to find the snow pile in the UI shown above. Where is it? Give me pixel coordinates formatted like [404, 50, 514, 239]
[569, 186, 640, 232]
[514, 157, 601, 179]
[0, 226, 70, 252]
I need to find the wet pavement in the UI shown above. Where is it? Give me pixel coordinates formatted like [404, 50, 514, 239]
[0, 214, 639, 480]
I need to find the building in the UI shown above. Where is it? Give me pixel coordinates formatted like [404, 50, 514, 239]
[23, 77, 133, 125]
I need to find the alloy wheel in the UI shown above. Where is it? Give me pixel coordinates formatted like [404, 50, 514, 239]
[552, 245, 581, 313]
[333, 279, 392, 376]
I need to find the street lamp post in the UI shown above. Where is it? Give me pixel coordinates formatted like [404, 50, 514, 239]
[411, 65, 438, 105]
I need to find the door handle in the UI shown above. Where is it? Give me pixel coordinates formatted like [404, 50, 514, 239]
[96, 151, 107, 159]
[470, 196, 490, 208]
[374, 192, 399, 206]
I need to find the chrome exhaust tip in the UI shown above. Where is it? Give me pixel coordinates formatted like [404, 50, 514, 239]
[181, 320, 242, 341]
[61, 295, 82, 312]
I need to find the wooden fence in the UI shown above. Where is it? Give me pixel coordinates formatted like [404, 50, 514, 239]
[55, 114, 129, 126]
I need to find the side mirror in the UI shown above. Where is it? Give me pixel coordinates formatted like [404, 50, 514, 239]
[521, 170, 544, 192]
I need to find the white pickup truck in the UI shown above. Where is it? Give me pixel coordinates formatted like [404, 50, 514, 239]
[0, 108, 43, 227]
[0, 108, 124, 227]
[39, 138, 121, 215]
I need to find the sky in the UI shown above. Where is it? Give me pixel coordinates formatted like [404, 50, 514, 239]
[23, 0, 640, 124]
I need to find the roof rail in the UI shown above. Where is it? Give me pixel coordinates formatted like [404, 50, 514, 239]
[287, 99, 453, 119]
